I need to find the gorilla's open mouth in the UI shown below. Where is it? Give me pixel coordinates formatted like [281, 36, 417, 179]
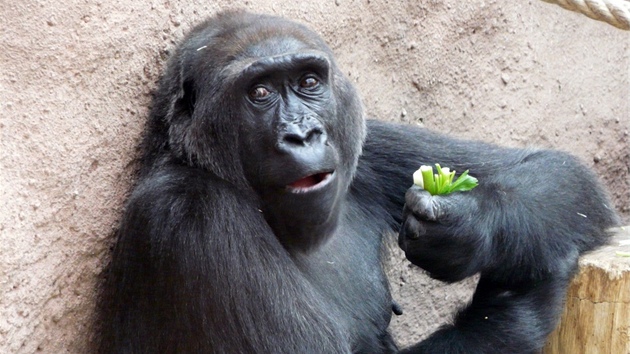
[287, 171, 334, 193]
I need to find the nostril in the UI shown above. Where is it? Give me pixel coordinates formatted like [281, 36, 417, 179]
[282, 129, 324, 146]
[283, 134, 305, 146]
[304, 129, 322, 144]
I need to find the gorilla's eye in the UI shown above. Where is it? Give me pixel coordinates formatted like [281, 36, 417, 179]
[299, 76, 319, 89]
[249, 86, 271, 101]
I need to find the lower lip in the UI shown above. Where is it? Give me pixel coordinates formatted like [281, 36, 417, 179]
[286, 171, 335, 194]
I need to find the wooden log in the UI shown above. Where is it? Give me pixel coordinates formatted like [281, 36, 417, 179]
[544, 226, 630, 354]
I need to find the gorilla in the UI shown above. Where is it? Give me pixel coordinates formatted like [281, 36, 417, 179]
[94, 10, 619, 354]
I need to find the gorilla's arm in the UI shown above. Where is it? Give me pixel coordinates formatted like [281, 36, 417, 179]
[96, 164, 350, 354]
[361, 119, 618, 279]
[357, 119, 619, 353]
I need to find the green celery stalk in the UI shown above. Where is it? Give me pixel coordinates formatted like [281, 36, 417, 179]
[448, 170, 478, 193]
[413, 164, 478, 195]
[420, 165, 436, 194]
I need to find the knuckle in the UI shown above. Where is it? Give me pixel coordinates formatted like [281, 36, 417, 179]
[404, 216, 423, 239]
[404, 186, 422, 203]
[429, 199, 441, 221]
[406, 189, 431, 216]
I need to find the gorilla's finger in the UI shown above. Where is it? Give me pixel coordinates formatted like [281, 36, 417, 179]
[404, 187, 438, 221]
[402, 215, 425, 240]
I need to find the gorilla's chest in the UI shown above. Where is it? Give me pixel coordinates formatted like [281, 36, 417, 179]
[295, 215, 393, 344]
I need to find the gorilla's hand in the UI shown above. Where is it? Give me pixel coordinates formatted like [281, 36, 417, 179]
[398, 185, 489, 283]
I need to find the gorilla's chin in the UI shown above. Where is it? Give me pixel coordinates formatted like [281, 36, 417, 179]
[262, 172, 343, 253]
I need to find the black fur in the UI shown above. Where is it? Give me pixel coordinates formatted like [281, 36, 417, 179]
[94, 10, 619, 354]
[367, 121, 619, 353]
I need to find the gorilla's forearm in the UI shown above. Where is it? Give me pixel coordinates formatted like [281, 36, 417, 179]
[362, 120, 619, 280]
[470, 148, 618, 281]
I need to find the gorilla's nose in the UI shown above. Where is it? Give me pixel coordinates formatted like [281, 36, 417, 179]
[278, 116, 326, 148]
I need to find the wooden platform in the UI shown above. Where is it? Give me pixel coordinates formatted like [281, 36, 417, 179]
[544, 226, 630, 354]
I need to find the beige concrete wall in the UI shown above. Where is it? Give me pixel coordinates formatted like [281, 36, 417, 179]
[1, 0, 628, 352]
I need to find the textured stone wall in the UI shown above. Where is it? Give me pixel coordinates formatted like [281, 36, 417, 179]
[1, 0, 628, 352]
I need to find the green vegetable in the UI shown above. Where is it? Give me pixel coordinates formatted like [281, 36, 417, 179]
[616, 251, 630, 257]
[413, 164, 478, 195]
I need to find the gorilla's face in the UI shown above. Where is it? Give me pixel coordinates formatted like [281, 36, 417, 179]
[166, 13, 366, 253]
[236, 44, 346, 252]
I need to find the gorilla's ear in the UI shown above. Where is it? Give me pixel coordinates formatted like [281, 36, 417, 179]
[180, 79, 196, 117]
[164, 56, 196, 126]
[157, 53, 201, 163]
[140, 53, 198, 171]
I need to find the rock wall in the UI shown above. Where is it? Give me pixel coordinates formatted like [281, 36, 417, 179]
[1, 0, 628, 352]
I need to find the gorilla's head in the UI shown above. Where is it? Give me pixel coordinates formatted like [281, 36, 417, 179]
[144, 10, 366, 252]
